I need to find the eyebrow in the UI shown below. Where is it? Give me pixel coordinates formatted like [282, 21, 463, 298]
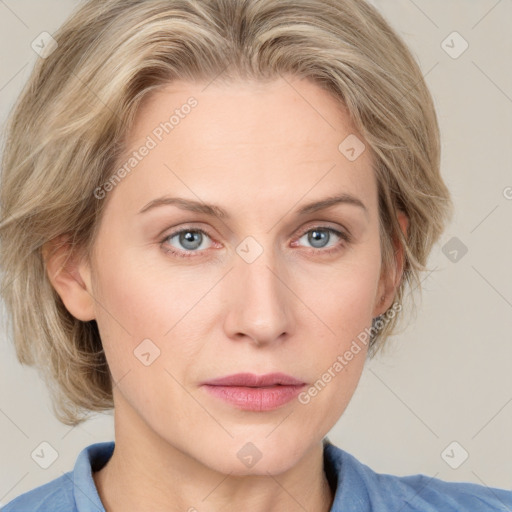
[138, 193, 368, 219]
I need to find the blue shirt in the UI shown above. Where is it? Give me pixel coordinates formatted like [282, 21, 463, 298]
[2, 437, 511, 511]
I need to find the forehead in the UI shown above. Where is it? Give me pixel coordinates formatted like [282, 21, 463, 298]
[129, 77, 359, 153]
[108, 76, 377, 219]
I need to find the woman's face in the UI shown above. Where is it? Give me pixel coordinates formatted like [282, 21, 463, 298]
[73, 76, 403, 475]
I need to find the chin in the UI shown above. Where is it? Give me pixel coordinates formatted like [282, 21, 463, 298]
[200, 434, 310, 477]
[218, 453, 301, 477]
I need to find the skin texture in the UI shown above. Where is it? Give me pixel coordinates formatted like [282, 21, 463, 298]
[45, 75, 407, 512]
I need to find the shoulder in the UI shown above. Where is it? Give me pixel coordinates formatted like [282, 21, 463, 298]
[0, 473, 75, 512]
[324, 439, 512, 511]
[1, 441, 113, 512]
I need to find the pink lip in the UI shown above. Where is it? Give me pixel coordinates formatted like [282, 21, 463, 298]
[201, 372, 306, 412]
[203, 372, 305, 387]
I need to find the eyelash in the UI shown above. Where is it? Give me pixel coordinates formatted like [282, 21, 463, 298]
[160, 225, 351, 259]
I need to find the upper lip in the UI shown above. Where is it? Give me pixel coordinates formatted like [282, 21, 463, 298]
[202, 372, 305, 387]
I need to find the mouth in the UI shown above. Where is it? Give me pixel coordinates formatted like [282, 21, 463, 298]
[201, 372, 306, 412]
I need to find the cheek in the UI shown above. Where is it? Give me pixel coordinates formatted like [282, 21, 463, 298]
[299, 269, 375, 421]
[298, 246, 381, 342]
[90, 237, 175, 334]
[292, 243, 380, 408]
[89, 240, 210, 374]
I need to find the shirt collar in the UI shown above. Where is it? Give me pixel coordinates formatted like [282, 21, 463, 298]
[323, 436, 372, 511]
[73, 441, 113, 511]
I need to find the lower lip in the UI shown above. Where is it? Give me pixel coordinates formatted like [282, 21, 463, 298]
[202, 384, 305, 411]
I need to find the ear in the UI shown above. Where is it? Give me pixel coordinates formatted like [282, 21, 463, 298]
[42, 234, 96, 321]
[372, 210, 408, 318]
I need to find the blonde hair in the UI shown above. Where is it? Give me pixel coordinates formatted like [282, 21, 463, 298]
[0, 0, 453, 425]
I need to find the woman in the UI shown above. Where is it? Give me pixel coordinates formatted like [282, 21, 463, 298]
[1, 0, 510, 511]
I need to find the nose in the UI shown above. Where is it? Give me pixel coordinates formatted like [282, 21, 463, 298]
[223, 246, 293, 347]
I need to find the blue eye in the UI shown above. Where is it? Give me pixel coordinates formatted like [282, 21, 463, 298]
[297, 227, 347, 250]
[162, 228, 212, 258]
[160, 226, 351, 259]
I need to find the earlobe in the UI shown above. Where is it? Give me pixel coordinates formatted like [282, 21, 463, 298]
[373, 210, 409, 318]
[42, 235, 96, 322]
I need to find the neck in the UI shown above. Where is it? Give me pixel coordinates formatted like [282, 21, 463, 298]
[93, 431, 333, 512]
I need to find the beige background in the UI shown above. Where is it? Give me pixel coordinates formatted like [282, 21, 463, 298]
[0, 0, 511, 505]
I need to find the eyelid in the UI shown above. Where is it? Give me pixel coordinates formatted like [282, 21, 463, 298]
[160, 226, 217, 258]
[160, 221, 352, 258]
[295, 220, 351, 239]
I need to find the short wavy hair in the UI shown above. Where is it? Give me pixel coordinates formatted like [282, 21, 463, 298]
[0, 0, 453, 425]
